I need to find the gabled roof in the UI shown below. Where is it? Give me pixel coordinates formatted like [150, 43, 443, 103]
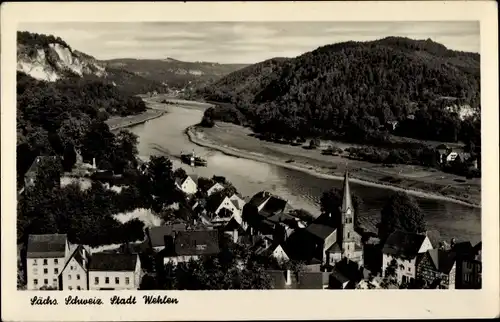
[426, 249, 456, 274]
[260, 196, 288, 216]
[382, 230, 427, 259]
[147, 224, 186, 248]
[173, 229, 220, 256]
[89, 253, 138, 271]
[306, 223, 337, 240]
[326, 242, 342, 253]
[248, 191, 271, 208]
[330, 269, 350, 284]
[451, 241, 474, 255]
[61, 245, 88, 274]
[27, 234, 67, 258]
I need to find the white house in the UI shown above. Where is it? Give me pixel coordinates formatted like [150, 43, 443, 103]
[214, 194, 245, 221]
[206, 182, 224, 196]
[88, 253, 142, 290]
[175, 175, 198, 195]
[60, 245, 90, 290]
[26, 234, 70, 290]
[382, 230, 434, 285]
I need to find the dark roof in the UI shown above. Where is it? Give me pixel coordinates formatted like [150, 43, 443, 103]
[189, 175, 199, 184]
[451, 241, 474, 255]
[382, 230, 427, 259]
[260, 196, 288, 216]
[173, 229, 220, 256]
[330, 269, 350, 284]
[326, 242, 342, 253]
[298, 272, 327, 289]
[89, 253, 138, 271]
[27, 234, 67, 258]
[248, 191, 271, 208]
[306, 223, 337, 240]
[333, 258, 364, 283]
[427, 249, 457, 274]
[147, 225, 186, 248]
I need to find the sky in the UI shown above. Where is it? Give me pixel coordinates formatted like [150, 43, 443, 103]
[19, 21, 479, 64]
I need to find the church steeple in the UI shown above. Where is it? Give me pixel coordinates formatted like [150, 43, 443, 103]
[340, 169, 353, 213]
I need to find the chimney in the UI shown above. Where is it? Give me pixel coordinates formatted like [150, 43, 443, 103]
[92, 158, 96, 168]
[285, 270, 292, 286]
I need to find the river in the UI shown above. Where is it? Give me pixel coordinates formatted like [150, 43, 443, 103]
[127, 101, 481, 244]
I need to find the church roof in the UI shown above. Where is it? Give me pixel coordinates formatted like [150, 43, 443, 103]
[341, 170, 353, 213]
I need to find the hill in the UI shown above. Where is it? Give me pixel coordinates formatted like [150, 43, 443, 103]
[199, 37, 480, 148]
[101, 57, 248, 91]
[17, 31, 168, 95]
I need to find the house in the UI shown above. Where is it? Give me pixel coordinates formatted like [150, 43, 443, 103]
[163, 229, 220, 265]
[59, 245, 90, 290]
[175, 175, 198, 195]
[213, 194, 246, 225]
[206, 182, 225, 197]
[145, 224, 187, 252]
[24, 156, 60, 188]
[26, 234, 70, 290]
[382, 230, 433, 285]
[304, 171, 364, 266]
[416, 249, 457, 289]
[252, 237, 290, 262]
[88, 253, 142, 290]
[328, 258, 369, 289]
[452, 240, 482, 289]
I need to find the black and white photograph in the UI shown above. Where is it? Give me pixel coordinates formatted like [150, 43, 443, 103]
[2, 1, 499, 321]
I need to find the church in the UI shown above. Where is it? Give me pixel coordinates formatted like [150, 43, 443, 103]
[304, 170, 364, 267]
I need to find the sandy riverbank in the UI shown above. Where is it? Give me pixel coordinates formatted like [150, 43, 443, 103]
[186, 125, 481, 208]
[106, 109, 166, 131]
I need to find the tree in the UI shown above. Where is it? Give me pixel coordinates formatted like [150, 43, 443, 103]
[62, 142, 77, 172]
[379, 191, 426, 241]
[381, 258, 398, 289]
[34, 157, 63, 191]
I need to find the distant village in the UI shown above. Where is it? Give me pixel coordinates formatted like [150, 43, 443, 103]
[19, 152, 482, 291]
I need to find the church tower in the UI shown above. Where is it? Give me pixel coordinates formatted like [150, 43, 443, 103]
[338, 169, 357, 260]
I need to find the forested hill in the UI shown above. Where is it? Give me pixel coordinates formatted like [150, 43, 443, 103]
[199, 37, 480, 146]
[102, 58, 249, 91]
[17, 31, 168, 95]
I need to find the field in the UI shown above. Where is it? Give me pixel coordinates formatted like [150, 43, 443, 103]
[190, 121, 481, 207]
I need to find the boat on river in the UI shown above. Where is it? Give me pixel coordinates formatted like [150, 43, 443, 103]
[180, 150, 207, 167]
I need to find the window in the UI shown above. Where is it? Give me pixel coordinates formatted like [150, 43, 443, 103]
[105, 277, 109, 284]
[54, 259, 58, 265]
[77, 274, 80, 280]
[94, 277, 99, 285]
[43, 268, 48, 274]
[347, 232, 350, 239]
[70, 265, 74, 270]
[464, 274, 470, 282]
[125, 277, 130, 285]
[77, 286, 81, 290]
[33, 259, 38, 266]
[68, 275, 72, 280]
[34, 279, 38, 285]
[115, 277, 120, 284]
[408, 267, 411, 272]
[43, 259, 47, 265]
[44, 279, 48, 285]
[69, 286, 72, 290]
[53, 278, 57, 284]
[54, 268, 58, 274]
